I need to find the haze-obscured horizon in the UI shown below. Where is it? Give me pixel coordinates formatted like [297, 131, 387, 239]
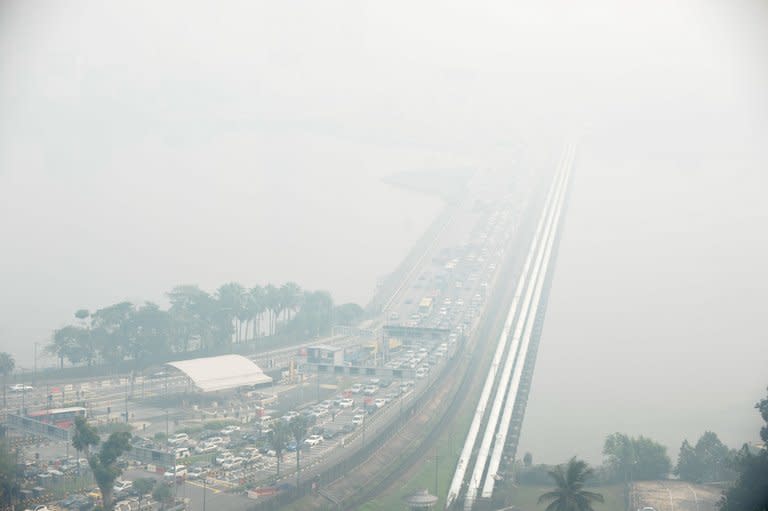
[2, 0, 767, 464]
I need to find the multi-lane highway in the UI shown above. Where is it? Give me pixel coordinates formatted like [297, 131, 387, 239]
[446, 144, 575, 510]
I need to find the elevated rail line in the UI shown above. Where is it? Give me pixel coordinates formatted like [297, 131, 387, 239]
[446, 144, 575, 510]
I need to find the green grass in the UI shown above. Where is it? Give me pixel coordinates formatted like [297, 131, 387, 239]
[358, 407, 474, 511]
[502, 484, 626, 511]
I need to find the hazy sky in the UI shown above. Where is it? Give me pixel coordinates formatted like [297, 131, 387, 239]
[2, 0, 767, 461]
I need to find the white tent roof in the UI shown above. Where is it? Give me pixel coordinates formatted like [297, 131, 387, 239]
[165, 354, 272, 392]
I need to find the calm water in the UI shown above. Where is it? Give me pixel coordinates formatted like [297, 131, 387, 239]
[0, 148, 443, 367]
[521, 129, 768, 463]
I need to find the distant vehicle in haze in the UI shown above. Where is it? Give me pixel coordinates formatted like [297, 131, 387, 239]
[305, 434, 323, 446]
[167, 433, 189, 445]
[113, 480, 133, 496]
[163, 465, 187, 482]
[418, 297, 434, 317]
[10, 384, 33, 392]
[174, 447, 190, 459]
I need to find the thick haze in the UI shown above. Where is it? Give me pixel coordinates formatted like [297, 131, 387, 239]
[2, 0, 767, 463]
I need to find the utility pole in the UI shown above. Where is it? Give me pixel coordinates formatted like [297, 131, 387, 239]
[434, 448, 439, 497]
[362, 414, 366, 451]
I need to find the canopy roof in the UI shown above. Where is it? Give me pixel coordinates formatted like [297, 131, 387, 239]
[165, 354, 272, 392]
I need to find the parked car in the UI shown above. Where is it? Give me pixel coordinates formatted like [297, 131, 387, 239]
[305, 435, 323, 447]
[187, 465, 208, 480]
[221, 457, 244, 470]
[114, 480, 133, 496]
[167, 433, 189, 445]
[282, 411, 300, 422]
[174, 447, 190, 459]
[163, 465, 187, 483]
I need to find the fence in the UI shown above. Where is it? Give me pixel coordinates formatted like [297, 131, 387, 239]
[5, 413, 71, 442]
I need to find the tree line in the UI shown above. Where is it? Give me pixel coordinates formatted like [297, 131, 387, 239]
[43, 281, 364, 370]
[514, 386, 768, 511]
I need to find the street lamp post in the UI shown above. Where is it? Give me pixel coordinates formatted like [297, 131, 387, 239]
[434, 448, 439, 496]
[202, 476, 207, 511]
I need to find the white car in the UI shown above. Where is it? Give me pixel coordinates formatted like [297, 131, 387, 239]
[352, 414, 365, 425]
[305, 434, 323, 447]
[163, 465, 187, 481]
[10, 384, 33, 392]
[221, 457, 244, 470]
[167, 433, 189, 445]
[195, 443, 218, 454]
[363, 385, 378, 395]
[113, 480, 133, 495]
[350, 384, 363, 394]
[220, 425, 240, 435]
[186, 466, 208, 480]
[339, 398, 354, 409]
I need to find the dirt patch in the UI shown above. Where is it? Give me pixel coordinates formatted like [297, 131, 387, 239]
[632, 481, 722, 511]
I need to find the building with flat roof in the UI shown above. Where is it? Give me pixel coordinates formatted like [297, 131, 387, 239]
[306, 345, 344, 366]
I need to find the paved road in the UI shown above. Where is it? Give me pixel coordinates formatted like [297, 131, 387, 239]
[632, 481, 721, 511]
[123, 469, 253, 511]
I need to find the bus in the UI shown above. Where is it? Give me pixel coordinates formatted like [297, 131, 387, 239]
[418, 297, 434, 317]
[27, 406, 86, 429]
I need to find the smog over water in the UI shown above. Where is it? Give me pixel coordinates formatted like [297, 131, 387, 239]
[1, 1, 767, 510]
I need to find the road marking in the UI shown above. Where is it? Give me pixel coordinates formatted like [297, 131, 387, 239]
[687, 484, 700, 511]
[185, 480, 221, 493]
[666, 485, 675, 511]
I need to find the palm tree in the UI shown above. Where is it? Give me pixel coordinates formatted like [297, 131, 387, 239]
[0, 353, 14, 410]
[217, 282, 245, 343]
[280, 282, 302, 323]
[72, 415, 99, 481]
[264, 284, 281, 336]
[248, 286, 266, 341]
[288, 415, 309, 489]
[538, 457, 604, 511]
[268, 420, 290, 477]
